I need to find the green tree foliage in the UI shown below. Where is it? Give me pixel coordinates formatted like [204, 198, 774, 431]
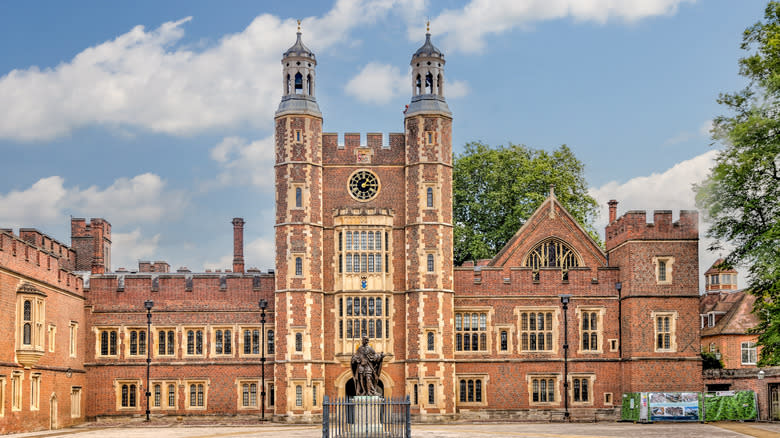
[700, 352, 724, 370]
[695, 2, 780, 365]
[453, 142, 599, 265]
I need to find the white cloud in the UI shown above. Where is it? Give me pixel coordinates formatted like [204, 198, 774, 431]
[207, 136, 276, 190]
[246, 237, 276, 271]
[0, 0, 410, 142]
[589, 149, 726, 290]
[345, 63, 407, 104]
[424, 0, 695, 53]
[112, 229, 161, 270]
[447, 79, 470, 99]
[663, 119, 713, 145]
[0, 173, 184, 228]
[345, 62, 469, 104]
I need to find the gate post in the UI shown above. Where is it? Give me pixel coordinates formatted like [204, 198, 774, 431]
[405, 395, 411, 437]
[322, 395, 329, 438]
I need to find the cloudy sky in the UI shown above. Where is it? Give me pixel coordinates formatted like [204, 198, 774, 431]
[0, 0, 760, 289]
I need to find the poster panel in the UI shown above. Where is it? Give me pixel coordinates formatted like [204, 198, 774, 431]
[648, 392, 700, 421]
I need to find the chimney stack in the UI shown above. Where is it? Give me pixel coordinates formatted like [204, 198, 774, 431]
[608, 200, 618, 223]
[232, 218, 245, 273]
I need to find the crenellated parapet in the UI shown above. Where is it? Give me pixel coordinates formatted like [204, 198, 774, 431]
[322, 132, 406, 165]
[85, 271, 275, 312]
[605, 209, 698, 251]
[0, 229, 83, 293]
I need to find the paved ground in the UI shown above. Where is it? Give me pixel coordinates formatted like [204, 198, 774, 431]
[6, 421, 780, 438]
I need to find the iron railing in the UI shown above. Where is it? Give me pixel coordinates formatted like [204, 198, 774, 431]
[323, 395, 411, 438]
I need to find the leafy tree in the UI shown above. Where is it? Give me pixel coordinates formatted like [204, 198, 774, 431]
[453, 142, 599, 265]
[701, 352, 724, 370]
[695, 2, 780, 365]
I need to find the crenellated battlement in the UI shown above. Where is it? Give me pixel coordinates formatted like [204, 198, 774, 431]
[605, 209, 698, 251]
[85, 271, 275, 312]
[322, 132, 405, 149]
[0, 228, 83, 293]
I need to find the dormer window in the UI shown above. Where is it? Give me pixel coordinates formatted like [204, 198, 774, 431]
[708, 313, 715, 327]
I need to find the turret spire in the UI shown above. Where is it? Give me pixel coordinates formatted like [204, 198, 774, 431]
[276, 24, 321, 117]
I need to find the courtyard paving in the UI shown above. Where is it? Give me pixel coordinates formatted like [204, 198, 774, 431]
[5, 421, 780, 438]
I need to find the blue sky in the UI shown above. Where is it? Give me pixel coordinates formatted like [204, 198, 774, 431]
[0, 0, 762, 287]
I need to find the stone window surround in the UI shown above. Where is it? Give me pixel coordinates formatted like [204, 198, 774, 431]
[236, 378, 261, 409]
[183, 327, 206, 357]
[569, 374, 595, 406]
[575, 307, 605, 354]
[185, 380, 209, 410]
[114, 379, 141, 411]
[526, 373, 560, 406]
[150, 380, 178, 410]
[211, 326, 236, 357]
[124, 327, 148, 357]
[652, 256, 675, 285]
[456, 373, 488, 406]
[651, 311, 678, 352]
[516, 306, 560, 354]
[95, 327, 120, 358]
[154, 327, 178, 358]
[454, 307, 493, 353]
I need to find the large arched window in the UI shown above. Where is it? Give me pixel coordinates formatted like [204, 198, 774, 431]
[524, 238, 580, 281]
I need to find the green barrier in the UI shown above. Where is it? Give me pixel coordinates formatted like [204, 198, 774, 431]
[703, 391, 757, 421]
[621, 393, 641, 421]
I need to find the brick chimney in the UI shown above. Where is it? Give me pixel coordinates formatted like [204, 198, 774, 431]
[232, 218, 245, 273]
[71, 218, 112, 273]
[608, 200, 618, 224]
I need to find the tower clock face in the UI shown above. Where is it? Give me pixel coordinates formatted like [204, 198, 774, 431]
[348, 170, 379, 201]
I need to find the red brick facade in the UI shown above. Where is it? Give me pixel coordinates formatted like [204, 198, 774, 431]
[0, 32, 705, 432]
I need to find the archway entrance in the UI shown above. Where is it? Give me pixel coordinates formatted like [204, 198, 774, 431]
[345, 378, 384, 399]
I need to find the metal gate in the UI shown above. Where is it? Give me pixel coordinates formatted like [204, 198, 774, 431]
[322, 396, 410, 438]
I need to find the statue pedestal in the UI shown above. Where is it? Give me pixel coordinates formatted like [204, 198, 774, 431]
[352, 395, 384, 437]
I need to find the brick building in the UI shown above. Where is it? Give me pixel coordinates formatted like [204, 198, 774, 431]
[699, 261, 780, 420]
[0, 30, 705, 432]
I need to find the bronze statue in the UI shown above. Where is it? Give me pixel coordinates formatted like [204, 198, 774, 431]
[350, 336, 386, 397]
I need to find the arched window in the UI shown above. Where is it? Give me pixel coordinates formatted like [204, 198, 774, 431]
[167, 384, 176, 407]
[295, 385, 303, 406]
[426, 187, 434, 207]
[415, 74, 422, 95]
[307, 74, 312, 95]
[294, 72, 303, 94]
[286, 74, 291, 94]
[22, 300, 32, 345]
[154, 384, 161, 407]
[427, 331, 434, 351]
[295, 332, 303, 352]
[295, 187, 302, 208]
[525, 239, 580, 281]
[267, 330, 275, 354]
[295, 257, 303, 276]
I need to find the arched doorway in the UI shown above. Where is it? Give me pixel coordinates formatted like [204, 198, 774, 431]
[345, 378, 385, 399]
[49, 394, 58, 429]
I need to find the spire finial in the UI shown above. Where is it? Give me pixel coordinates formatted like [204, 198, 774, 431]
[297, 19, 301, 33]
[426, 20, 430, 33]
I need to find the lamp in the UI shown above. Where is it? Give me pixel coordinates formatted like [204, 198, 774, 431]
[559, 294, 572, 421]
[144, 300, 154, 421]
[259, 299, 268, 421]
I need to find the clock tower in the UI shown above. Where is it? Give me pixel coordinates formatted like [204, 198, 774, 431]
[273, 23, 326, 416]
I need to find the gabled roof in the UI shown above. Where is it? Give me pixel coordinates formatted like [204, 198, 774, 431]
[701, 290, 759, 336]
[489, 191, 606, 268]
